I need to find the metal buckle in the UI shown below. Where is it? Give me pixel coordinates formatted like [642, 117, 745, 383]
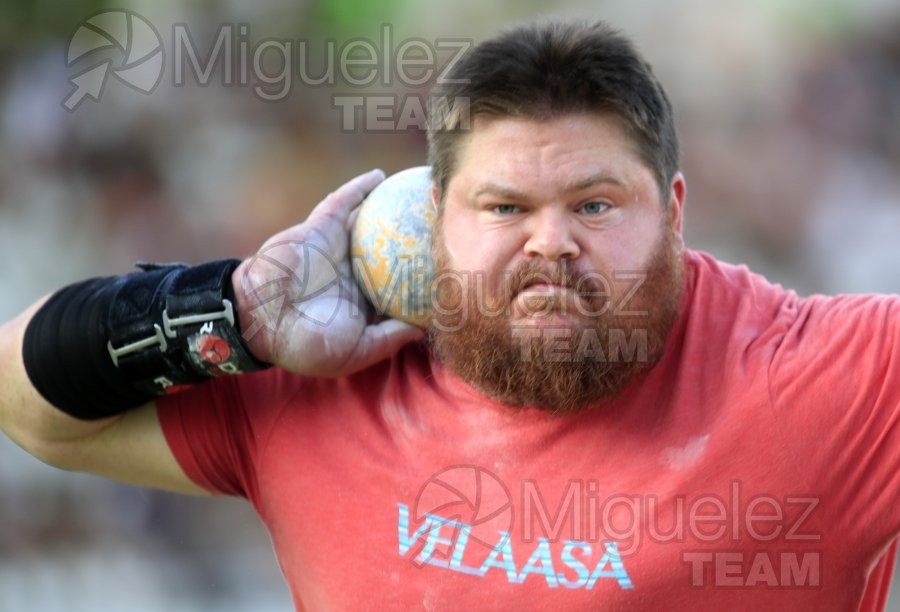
[107, 324, 168, 368]
[161, 299, 235, 339]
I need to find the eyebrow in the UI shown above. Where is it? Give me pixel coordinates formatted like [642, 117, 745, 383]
[472, 172, 626, 201]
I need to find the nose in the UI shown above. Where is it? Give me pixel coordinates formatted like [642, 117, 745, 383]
[523, 209, 581, 261]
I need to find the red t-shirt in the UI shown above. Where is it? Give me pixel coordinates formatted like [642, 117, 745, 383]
[158, 250, 900, 611]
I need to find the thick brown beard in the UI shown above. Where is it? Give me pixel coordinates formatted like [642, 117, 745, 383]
[427, 222, 684, 414]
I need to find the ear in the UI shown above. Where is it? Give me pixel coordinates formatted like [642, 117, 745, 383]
[667, 172, 686, 236]
[430, 183, 440, 212]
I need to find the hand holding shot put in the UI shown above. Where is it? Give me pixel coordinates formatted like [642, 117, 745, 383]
[233, 168, 424, 378]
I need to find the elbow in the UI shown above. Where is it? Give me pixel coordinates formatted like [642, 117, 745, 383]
[0, 409, 115, 472]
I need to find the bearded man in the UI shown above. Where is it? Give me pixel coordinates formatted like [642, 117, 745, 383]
[3, 20, 900, 612]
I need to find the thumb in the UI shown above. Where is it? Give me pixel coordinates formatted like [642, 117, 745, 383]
[349, 319, 426, 372]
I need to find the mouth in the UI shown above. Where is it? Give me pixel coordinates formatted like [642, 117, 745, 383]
[508, 266, 606, 319]
[518, 281, 569, 294]
[514, 282, 578, 318]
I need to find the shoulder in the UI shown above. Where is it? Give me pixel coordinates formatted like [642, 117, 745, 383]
[685, 249, 796, 310]
[681, 249, 800, 340]
[159, 341, 433, 443]
[242, 341, 433, 415]
[682, 248, 900, 362]
[322, 341, 433, 401]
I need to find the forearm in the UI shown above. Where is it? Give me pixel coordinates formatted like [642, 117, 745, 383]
[0, 259, 265, 492]
[0, 298, 120, 466]
[2, 258, 266, 460]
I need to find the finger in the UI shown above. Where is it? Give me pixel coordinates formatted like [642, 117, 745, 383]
[308, 169, 385, 226]
[349, 319, 426, 372]
[346, 206, 362, 232]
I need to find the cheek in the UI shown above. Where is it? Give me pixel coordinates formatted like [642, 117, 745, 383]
[594, 219, 664, 273]
[436, 222, 512, 304]
[440, 211, 496, 269]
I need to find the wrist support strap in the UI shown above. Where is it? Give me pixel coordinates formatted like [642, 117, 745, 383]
[23, 259, 269, 420]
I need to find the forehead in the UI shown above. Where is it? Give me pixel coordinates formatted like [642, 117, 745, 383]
[449, 113, 651, 193]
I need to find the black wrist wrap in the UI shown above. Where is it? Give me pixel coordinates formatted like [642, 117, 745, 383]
[22, 259, 269, 420]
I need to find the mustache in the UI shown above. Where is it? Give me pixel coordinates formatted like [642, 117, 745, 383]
[498, 259, 608, 312]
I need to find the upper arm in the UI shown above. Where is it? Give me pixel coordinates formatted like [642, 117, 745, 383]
[0, 299, 209, 496]
[766, 295, 900, 548]
[56, 401, 211, 496]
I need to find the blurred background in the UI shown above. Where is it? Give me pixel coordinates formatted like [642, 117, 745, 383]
[1, 0, 899, 609]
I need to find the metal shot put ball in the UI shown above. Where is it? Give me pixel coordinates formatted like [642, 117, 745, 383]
[350, 166, 435, 327]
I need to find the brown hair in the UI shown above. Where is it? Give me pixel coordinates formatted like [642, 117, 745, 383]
[427, 20, 679, 204]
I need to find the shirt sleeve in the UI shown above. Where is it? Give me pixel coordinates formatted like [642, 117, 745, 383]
[768, 293, 900, 552]
[156, 367, 303, 501]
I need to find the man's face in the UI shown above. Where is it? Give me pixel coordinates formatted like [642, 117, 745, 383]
[428, 113, 687, 413]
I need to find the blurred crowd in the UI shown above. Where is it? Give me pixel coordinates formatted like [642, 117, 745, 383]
[1, 0, 899, 609]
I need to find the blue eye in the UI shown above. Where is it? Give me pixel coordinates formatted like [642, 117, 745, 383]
[493, 204, 520, 215]
[580, 201, 609, 215]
